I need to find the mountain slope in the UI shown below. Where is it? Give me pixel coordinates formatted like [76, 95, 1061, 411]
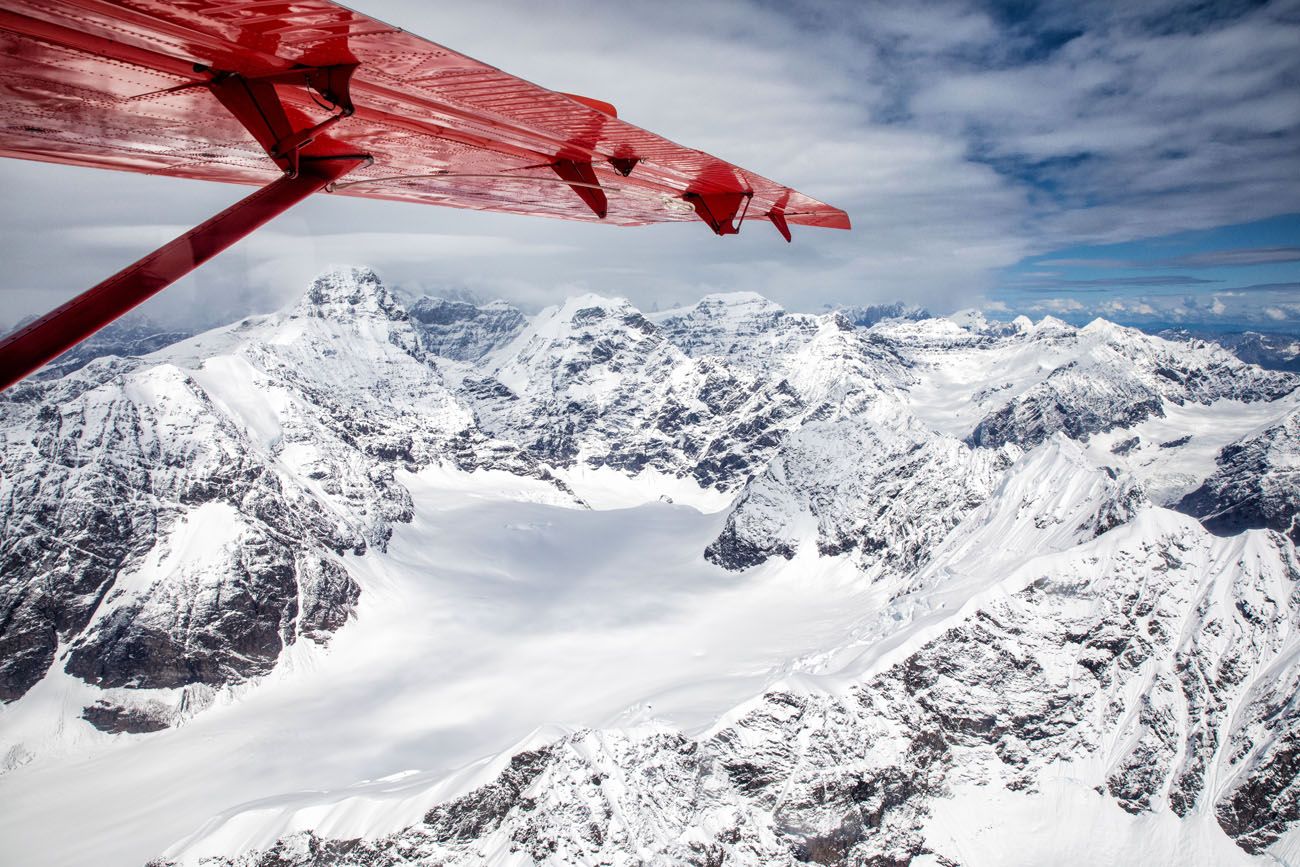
[873, 314, 1296, 449]
[160, 457, 1300, 866]
[1, 275, 1297, 867]
[1177, 408, 1300, 542]
[0, 267, 556, 729]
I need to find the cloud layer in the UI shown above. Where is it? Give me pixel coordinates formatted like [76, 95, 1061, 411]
[1, 0, 1297, 330]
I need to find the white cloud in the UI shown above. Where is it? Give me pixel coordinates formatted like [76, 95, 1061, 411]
[1032, 298, 1086, 313]
[1, 0, 1297, 331]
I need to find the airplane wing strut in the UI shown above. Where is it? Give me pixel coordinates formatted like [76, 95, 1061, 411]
[0, 156, 365, 392]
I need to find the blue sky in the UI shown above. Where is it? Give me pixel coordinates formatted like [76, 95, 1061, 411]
[2, 0, 1298, 333]
[995, 213, 1300, 332]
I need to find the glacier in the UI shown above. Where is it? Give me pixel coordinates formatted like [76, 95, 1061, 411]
[0, 266, 1296, 866]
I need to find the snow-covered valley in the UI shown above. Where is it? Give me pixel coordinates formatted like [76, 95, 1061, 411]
[1, 268, 1297, 866]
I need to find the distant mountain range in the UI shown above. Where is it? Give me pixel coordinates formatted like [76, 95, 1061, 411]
[1158, 328, 1300, 372]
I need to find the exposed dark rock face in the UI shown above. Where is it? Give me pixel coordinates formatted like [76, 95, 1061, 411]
[962, 322, 1296, 450]
[407, 297, 526, 362]
[1111, 435, 1140, 455]
[0, 268, 549, 713]
[22, 313, 194, 381]
[176, 506, 1300, 866]
[1176, 409, 1300, 542]
[81, 700, 171, 734]
[296, 555, 363, 641]
[707, 397, 1014, 574]
[0, 363, 376, 702]
[64, 523, 299, 690]
[705, 488, 799, 570]
[968, 365, 1167, 448]
[1217, 724, 1300, 853]
[0, 377, 145, 700]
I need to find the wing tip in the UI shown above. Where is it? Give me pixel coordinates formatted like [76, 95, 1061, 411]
[787, 208, 851, 231]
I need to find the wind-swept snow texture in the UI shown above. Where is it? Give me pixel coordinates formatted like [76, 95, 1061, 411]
[1, 269, 1298, 867]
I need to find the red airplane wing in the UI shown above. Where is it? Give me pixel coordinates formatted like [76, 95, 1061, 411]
[0, 0, 851, 392]
[0, 0, 850, 235]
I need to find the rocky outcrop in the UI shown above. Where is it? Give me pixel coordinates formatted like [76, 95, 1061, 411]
[707, 396, 1013, 574]
[467, 295, 812, 489]
[167, 502, 1300, 866]
[963, 321, 1296, 449]
[1176, 408, 1300, 542]
[0, 268, 551, 713]
[408, 297, 526, 362]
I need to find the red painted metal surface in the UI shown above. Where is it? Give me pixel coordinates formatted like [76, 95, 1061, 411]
[0, 0, 850, 231]
[0, 0, 850, 390]
[768, 209, 793, 243]
[686, 191, 753, 236]
[0, 156, 365, 392]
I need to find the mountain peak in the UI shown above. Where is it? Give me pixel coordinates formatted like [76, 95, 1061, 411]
[700, 290, 781, 307]
[553, 292, 637, 319]
[296, 266, 407, 322]
[652, 291, 809, 364]
[945, 308, 989, 332]
[682, 291, 784, 319]
[1033, 314, 1075, 335]
[1080, 317, 1138, 343]
[837, 301, 930, 328]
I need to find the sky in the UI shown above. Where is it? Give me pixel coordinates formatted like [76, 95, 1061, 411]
[2, 0, 1298, 334]
[997, 213, 1300, 332]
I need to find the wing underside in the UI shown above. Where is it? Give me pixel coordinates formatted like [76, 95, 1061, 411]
[0, 0, 850, 234]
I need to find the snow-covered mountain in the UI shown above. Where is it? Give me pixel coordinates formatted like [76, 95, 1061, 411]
[0, 268, 560, 728]
[1160, 328, 1300, 374]
[407, 296, 526, 363]
[26, 312, 195, 381]
[1178, 407, 1300, 542]
[1, 267, 1297, 867]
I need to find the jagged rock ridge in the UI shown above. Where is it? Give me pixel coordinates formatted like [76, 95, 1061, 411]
[0, 268, 556, 728]
[1, 274, 1298, 866]
[165, 483, 1300, 866]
